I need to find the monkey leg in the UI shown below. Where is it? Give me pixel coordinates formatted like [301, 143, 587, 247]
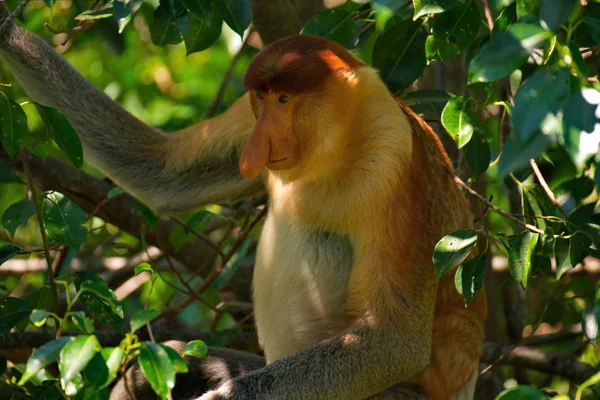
[368, 383, 431, 399]
[109, 341, 265, 400]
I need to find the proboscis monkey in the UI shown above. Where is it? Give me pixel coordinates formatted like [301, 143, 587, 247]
[0, 4, 486, 399]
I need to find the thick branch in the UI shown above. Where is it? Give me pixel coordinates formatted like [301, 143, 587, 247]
[481, 343, 595, 383]
[0, 149, 253, 301]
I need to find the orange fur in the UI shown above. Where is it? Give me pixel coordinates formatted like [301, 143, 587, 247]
[247, 36, 486, 399]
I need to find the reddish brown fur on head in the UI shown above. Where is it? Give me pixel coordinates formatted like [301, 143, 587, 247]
[243, 35, 364, 94]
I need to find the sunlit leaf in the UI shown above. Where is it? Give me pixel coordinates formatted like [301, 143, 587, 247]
[494, 385, 546, 399]
[71, 311, 95, 333]
[59, 335, 100, 388]
[75, 273, 124, 335]
[468, 23, 553, 83]
[130, 309, 160, 333]
[413, 0, 461, 19]
[433, 229, 478, 279]
[42, 191, 87, 251]
[540, 0, 575, 32]
[113, 0, 143, 33]
[508, 230, 539, 288]
[19, 337, 71, 385]
[441, 96, 478, 148]
[182, 340, 208, 358]
[161, 344, 189, 373]
[454, 252, 486, 305]
[139, 341, 176, 399]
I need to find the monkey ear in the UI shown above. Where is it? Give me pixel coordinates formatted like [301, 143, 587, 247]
[239, 130, 270, 179]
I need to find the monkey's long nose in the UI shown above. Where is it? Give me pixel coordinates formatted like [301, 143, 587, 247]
[239, 129, 270, 179]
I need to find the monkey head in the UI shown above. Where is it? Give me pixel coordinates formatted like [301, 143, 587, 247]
[240, 35, 365, 181]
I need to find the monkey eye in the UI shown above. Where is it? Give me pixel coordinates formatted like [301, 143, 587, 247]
[256, 91, 264, 100]
[278, 95, 290, 104]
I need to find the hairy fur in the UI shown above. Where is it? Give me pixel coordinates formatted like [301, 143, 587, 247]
[0, 10, 486, 399]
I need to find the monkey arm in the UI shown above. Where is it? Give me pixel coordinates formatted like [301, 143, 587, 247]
[199, 323, 431, 400]
[0, 8, 263, 214]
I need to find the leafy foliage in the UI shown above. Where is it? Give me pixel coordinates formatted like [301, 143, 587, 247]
[0, 0, 599, 399]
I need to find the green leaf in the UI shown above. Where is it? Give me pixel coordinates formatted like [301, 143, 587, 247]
[76, 2, 114, 21]
[433, 229, 478, 279]
[425, 0, 481, 61]
[28, 380, 66, 399]
[583, 296, 600, 347]
[74, 273, 124, 335]
[497, 127, 556, 178]
[302, 9, 359, 49]
[30, 309, 51, 327]
[34, 104, 84, 169]
[130, 309, 160, 333]
[137, 201, 158, 230]
[150, 6, 189, 46]
[596, 163, 600, 191]
[554, 238, 572, 279]
[0, 245, 21, 267]
[160, 0, 186, 16]
[59, 335, 100, 388]
[134, 262, 154, 276]
[2, 199, 35, 236]
[562, 89, 599, 164]
[512, 68, 570, 143]
[180, 0, 210, 17]
[19, 337, 71, 385]
[138, 341, 176, 400]
[464, 130, 490, 178]
[42, 191, 88, 251]
[184, 3, 222, 55]
[413, 0, 461, 19]
[468, 23, 553, 83]
[214, 0, 252, 38]
[71, 311, 95, 334]
[516, 0, 541, 20]
[182, 340, 208, 358]
[24, 285, 54, 311]
[540, 0, 575, 32]
[441, 96, 478, 148]
[113, 0, 143, 33]
[494, 385, 546, 399]
[0, 297, 32, 335]
[372, 19, 427, 92]
[107, 186, 125, 199]
[508, 230, 539, 288]
[161, 344, 188, 373]
[492, 4, 517, 35]
[454, 252, 486, 305]
[0, 96, 28, 156]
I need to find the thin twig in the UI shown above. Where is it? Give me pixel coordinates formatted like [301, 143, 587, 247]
[0, 0, 31, 32]
[452, 173, 546, 235]
[530, 159, 568, 217]
[44, 0, 102, 46]
[170, 217, 224, 257]
[160, 206, 267, 317]
[155, 235, 220, 313]
[480, 0, 494, 30]
[203, 30, 253, 119]
[20, 150, 58, 311]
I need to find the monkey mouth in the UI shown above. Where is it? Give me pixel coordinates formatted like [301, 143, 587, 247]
[268, 157, 288, 163]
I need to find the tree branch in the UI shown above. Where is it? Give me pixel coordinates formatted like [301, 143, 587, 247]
[0, 149, 253, 301]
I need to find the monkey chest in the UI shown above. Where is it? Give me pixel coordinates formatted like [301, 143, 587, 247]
[252, 215, 355, 363]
